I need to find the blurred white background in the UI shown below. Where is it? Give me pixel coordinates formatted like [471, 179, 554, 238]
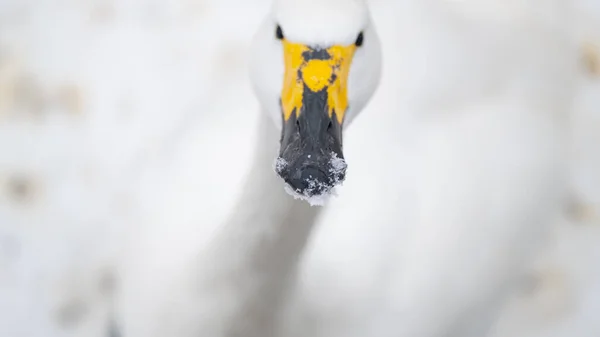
[0, 0, 599, 336]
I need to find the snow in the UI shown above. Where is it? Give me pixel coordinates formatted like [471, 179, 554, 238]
[328, 152, 347, 175]
[277, 152, 347, 207]
[283, 183, 329, 206]
[0, 0, 599, 337]
[273, 157, 289, 174]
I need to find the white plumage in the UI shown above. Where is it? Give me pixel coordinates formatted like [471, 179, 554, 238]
[1, 1, 598, 337]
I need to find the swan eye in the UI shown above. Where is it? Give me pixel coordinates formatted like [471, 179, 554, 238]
[276, 25, 284, 40]
[355, 31, 364, 47]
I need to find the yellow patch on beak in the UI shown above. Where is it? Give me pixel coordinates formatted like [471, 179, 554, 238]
[280, 40, 357, 124]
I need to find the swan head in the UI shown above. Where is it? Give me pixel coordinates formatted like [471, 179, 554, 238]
[249, 0, 382, 200]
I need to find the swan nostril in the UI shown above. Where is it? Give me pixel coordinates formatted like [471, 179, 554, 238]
[296, 119, 301, 132]
[327, 121, 333, 131]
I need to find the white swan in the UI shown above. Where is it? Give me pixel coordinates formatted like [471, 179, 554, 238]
[194, 1, 380, 335]
[116, 1, 381, 337]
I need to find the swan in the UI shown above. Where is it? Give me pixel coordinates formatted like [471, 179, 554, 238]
[196, 0, 380, 334]
[116, 1, 381, 337]
[191, 1, 382, 335]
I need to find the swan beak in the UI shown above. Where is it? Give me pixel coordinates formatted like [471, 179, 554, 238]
[275, 41, 357, 199]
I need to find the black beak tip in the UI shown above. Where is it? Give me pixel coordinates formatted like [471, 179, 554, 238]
[274, 154, 347, 200]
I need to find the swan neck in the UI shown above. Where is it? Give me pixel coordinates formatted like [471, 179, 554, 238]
[195, 113, 322, 336]
[216, 114, 321, 269]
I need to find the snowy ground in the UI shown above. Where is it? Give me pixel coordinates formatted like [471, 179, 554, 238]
[0, 0, 599, 337]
